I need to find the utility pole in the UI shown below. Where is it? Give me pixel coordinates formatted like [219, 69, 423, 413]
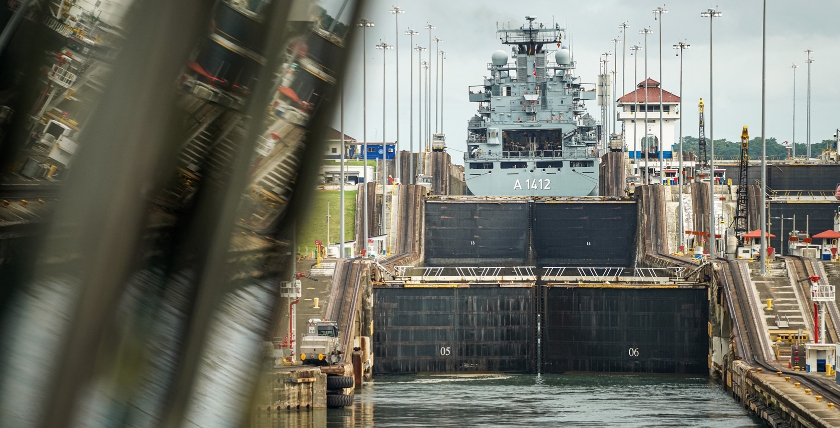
[358, 18, 374, 253]
[640, 27, 652, 184]
[805, 49, 813, 159]
[674, 41, 689, 252]
[701, 8, 722, 259]
[406, 29, 418, 183]
[389, 6, 404, 182]
[653, 6, 667, 185]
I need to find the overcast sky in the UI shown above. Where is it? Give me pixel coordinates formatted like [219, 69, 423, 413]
[325, 0, 837, 164]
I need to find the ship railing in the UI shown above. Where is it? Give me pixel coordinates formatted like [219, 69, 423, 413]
[394, 266, 537, 283]
[541, 266, 682, 284]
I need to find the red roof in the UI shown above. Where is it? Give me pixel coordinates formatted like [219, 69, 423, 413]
[617, 78, 681, 104]
[325, 128, 357, 142]
[277, 86, 302, 104]
[743, 229, 776, 239]
[813, 230, 840, 239]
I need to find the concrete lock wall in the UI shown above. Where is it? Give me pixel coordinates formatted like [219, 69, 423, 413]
[424, 200, 529, 266]
[542, 287, 710, 374]
[373, 286, 536, 374]
[533, 201, 638, 267]
[424, 199, 639, 267]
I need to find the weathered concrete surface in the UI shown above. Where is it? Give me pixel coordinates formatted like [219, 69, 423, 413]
[598, 151, 626, 197]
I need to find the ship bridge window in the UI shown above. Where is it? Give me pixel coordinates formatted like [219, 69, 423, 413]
[502, 129, 563, 153]
[570, 160, 594, 168]
[501, 162, 528, 169]
[536, 161, 562, 169]
[470, 162, 494, 169]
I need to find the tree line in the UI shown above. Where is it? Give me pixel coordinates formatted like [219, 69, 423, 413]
[675, 136, 836, 160]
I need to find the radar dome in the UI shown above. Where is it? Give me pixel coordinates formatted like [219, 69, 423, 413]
[555, 48, 571, 65]
[491, 50, 508, 66]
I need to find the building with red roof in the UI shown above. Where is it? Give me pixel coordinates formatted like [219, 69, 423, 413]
[617, 78, 681, 166]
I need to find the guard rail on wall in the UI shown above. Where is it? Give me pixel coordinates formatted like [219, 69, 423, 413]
[394, 266, 686, 284]
[394, 266, 537, 282]
[541, 266, 684, 284]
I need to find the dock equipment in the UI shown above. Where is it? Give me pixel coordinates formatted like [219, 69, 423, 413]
[734, 126, 749, 244]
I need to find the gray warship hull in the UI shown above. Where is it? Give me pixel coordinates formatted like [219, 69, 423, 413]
[463, 17, 600, 197]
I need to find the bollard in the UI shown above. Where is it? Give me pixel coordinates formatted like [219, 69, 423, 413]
[756, 368, 762, 373]
[817, 396, 823, 402]
[795, 382, 800, 388]
[313, 297, 320, 308]
[777, 371, 783, 377]
[805, 389, 811, 395]
[829, 403, 835, 409]
[767, 299, 772, 310]
[785, 376, 790, 382]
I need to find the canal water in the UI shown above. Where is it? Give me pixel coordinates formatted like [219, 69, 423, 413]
[255, 373, 762, 427]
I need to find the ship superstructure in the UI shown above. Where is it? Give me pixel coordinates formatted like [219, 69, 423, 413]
[465, 17, 599, 196]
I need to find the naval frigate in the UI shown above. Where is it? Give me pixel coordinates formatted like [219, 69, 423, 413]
[465, 17, 600, 196]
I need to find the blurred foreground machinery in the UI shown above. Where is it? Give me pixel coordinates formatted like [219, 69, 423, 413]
[0, 0, 360, 425]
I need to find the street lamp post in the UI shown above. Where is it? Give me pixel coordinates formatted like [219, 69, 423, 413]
[433, 36, 442, 133]
[674, 41, 689, 252]
[630, 44, 641, 174]
[760, 0, 768, 276]
[339, 88, 345, 258]
[440, 50, 446, 132]
[701, 8, 722, 259]
[389, 6, 404, 182]
[791, 63, 798, 159]
[640, 27, 652, 184]
[422, 60, 429, 153]
[358, 18, 374, 253]
[406, 29, 419, 183]
[805, 49, 813, 159]
[424, 23, 434, 154]
[415, 46, 426, 175]
[653, 6, 667, 185]
[610, 38, 620, 137]
[619, 22, 630, 144]
[376, 40, 393, 240]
